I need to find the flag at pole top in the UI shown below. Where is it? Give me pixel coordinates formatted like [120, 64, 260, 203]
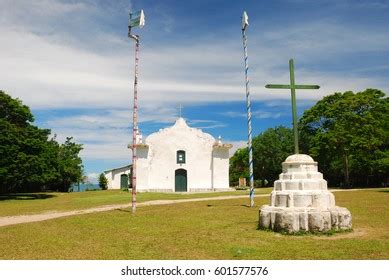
[242, 11, 249, 30]
[129, 9, 145, 28]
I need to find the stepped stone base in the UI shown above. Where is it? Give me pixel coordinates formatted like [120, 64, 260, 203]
[260, 206, 352, 233]
[259, 154, 352, 233]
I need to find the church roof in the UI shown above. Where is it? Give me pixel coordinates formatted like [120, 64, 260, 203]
[103, 164, 131, 173]
[173, 117, 189, 128]
[144, 117, 232, 150]
[146, 117, 215, 143]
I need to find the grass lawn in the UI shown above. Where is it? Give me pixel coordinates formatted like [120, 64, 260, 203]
[0, 188, 272, 217]
[0, 189, 388, 259]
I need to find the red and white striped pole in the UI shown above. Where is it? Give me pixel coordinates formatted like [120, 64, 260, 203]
[130, 36, 140, 214]
[128, 9, 145, 214]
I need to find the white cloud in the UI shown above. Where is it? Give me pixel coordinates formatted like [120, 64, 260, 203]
[228, 140, 247, 157]
[1, 1, 388, 165]
[86, 172, 100, 184]
[46, 110, 229, 162]
[1, 10, 388, 112]
[0, 16, 389, 112]
[222, 110, 285, 119]
[187, 119, 227, 129]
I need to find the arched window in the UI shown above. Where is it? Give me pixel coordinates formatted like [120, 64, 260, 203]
[177, 150, 186, 164]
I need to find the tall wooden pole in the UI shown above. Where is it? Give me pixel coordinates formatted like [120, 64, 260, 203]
[128, 9, 145, 214]
[241, 11, 254, 207]
[129, 35, 140, 214]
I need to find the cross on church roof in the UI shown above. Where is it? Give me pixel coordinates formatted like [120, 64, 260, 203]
[265, 59, 320, 154]
[179, 104, 183, 118]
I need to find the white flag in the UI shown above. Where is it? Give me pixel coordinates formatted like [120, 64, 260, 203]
[242, 11, 249, 29]
[129, 9, 145, 28]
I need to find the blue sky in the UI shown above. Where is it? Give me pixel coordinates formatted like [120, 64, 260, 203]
[1, 0, 388, 182]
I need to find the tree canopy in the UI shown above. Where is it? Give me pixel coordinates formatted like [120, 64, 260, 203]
[230, 89, 388, 188]
[230, 126, 293, 186]
[299, 88, 388, 187]
[0, 90, 84, 193]
[99, 173, 108, 190]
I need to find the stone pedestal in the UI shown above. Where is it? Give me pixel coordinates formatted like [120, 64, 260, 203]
[259, 154, 352, 233]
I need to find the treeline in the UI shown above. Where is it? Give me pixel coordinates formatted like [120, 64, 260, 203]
[0, 91, 84, 193]
[230, 89, 388, 188]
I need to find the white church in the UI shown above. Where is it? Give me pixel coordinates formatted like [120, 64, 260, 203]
[104, 118, 232, 192]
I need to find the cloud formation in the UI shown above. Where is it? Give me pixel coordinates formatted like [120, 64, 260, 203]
[1, 0, 387, 170]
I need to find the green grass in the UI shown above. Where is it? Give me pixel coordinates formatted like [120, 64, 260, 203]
[0, 188, 272, 217]
[0, 189, 388, 259]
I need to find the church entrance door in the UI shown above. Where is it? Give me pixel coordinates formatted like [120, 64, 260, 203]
[120, 174, 128, 189]
[175, 169, 187, 192]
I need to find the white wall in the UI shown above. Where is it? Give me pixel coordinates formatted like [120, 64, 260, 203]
[105, 166, 131, 189]
[136, 147, 150, 191]
[212, 148, 230, 189]
[136, 118, 231, 192]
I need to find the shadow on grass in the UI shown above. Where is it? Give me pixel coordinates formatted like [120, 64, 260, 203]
[240, 204, 252, 208]
[115, 208, 132, 213]
[256, 223, 354, 237]
[0, 193, 56, 201]
[378, 190, 389, 193]
[205, 203, 253, 208]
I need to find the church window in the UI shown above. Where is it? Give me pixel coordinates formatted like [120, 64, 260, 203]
[177, 150, 186, 164]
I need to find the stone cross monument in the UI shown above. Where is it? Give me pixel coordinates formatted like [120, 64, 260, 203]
[260, 59, 352, 233]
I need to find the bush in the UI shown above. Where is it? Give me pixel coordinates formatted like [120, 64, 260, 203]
[98, 173, 108, 190]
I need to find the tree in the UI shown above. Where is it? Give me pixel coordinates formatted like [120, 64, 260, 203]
[57, 137, 84, 192]
[252, 126, 293, 185]
[99, 173, 108, 190]
[229, 147, 249, 186]
[229, 126, 293, 186]
[0, 92, 58, 192]
[299, 89, 388, 187]
[0, 90, 84, 193]
[0, 91, 33, 126]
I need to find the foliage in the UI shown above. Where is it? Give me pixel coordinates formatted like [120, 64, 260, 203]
[57, 137, 83, 192]
[235, 186, 249, 190]
[229, 147, 249, 186]
[252, 126, 293, 185]
[230, 89, 388, 188]
[0, 90, 84, 193]
[299, 89, 388, 187]
[99, 173, 108, 190]
[229, 126, 293, 186]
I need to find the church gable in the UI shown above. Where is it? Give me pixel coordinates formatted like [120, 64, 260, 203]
[133, 118, 232, 192]
[145, 118, 215, 146]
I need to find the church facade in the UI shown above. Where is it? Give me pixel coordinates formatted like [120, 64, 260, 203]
[104, 118, 232, 192]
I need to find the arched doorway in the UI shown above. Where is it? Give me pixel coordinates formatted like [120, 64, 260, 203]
[175, 169, 187, 192]
[120, 174, 128, 189]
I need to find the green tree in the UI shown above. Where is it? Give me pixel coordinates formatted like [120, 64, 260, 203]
[0, 91, 58, 192]
[229, 126, 293, 186]
[252, 126, 293, 185]
[299, 89, 388, 187]
[0, 91, 33, 126]
[57, 137, 84, 192]
[0, 90, 84, 193]
[99, 173, 108, 190]
[229, 147, 249, 186]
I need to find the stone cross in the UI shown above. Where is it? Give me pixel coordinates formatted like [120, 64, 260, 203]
[265, 59, 319, 154]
